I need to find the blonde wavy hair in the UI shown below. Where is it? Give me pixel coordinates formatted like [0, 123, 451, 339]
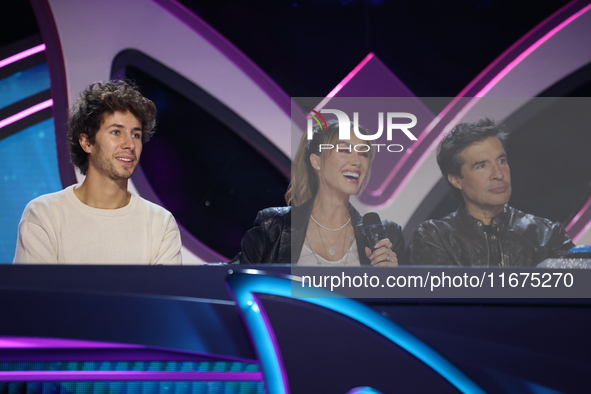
[285, 119, 375, 206]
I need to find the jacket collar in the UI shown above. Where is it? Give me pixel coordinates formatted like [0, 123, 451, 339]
[457, 204, 511, 232]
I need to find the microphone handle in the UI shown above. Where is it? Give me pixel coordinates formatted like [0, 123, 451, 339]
[366, 227, 386, 252]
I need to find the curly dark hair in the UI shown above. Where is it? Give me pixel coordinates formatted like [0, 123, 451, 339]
[437, 118, 508, 199]
[67, 80, 157, 175]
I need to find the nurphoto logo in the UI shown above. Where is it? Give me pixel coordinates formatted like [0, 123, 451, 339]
[305, 108, 418, 153]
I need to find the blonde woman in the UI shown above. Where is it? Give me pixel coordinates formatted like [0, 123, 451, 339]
[236, 120, 404, 266]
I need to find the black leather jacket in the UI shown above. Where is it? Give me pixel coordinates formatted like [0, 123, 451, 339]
[410, 205, 574, 267]
[235, 199, 405, 265]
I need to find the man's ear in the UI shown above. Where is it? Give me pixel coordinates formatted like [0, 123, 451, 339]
[448, 173, 462, 190]
[79, 134, 92, 154]
[310, 154, 320, 170]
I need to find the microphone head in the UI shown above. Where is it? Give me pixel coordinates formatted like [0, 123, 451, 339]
[363, 212, 382, 229]
[363, 212, 385, 251]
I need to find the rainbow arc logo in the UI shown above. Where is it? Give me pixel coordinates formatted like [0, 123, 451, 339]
[304, 109, 328, 131]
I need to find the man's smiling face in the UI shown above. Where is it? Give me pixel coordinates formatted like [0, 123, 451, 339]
[81, 111, 143, 181]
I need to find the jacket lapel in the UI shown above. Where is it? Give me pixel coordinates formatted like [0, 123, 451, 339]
[290, 199, 313, 264]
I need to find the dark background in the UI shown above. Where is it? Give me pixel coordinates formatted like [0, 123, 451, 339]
[2, 1, 574, 98]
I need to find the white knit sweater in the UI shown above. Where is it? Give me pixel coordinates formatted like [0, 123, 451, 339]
[13, 185, 182, 265]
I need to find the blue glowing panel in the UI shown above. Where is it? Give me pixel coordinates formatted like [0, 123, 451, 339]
[0, 63, 50, 109]
[227, 271, 486, 394]
[0, 119, 61, 263]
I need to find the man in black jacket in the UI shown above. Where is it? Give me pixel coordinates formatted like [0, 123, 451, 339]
[410, 118, 574, 266]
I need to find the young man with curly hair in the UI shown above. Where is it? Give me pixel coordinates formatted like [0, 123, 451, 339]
[13, 81, 181, 264]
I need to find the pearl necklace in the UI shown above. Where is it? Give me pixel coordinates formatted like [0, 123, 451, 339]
[309, 214, 351, 232]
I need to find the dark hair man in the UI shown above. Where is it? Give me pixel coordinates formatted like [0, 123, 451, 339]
[13, 81, 182, 264]
[410, 118, 573, 266]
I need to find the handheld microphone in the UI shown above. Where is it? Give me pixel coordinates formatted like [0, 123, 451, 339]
[363, 212, 386, 252]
